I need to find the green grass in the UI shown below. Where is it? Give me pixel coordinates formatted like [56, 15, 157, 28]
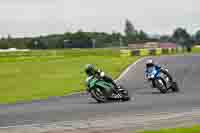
[138, 125, 200, 133]
[192, 47, 200, 53]
[1, 47, 200, 104]
[0, 49, 139, 104]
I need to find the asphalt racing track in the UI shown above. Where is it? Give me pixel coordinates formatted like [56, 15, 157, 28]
[1, 55, 200, 133]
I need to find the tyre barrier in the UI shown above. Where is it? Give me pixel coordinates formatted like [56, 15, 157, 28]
[120, 48, 183, 57]
[131, 50, 140, 56]
[161, 49, 169, 54]
[148, 49, 156, 55]
[171, 48, 176, 53]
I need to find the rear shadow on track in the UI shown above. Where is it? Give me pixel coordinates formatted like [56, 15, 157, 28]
[135, 91, 183, 95]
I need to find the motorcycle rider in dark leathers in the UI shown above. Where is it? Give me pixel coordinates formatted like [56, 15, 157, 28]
[85, 64, 121, 93]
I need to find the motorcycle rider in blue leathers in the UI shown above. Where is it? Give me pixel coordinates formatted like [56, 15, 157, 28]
[144, 59, 161, 88]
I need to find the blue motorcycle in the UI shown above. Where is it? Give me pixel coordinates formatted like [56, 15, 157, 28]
[145, 66, 179, 93]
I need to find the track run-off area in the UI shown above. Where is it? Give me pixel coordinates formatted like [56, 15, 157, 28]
[1, 55, 200, 133]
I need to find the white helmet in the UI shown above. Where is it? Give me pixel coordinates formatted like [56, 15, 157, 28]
[146, 59, 154, 67]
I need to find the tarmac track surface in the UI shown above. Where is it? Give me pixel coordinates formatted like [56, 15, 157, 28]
[1, 55, 200, 132]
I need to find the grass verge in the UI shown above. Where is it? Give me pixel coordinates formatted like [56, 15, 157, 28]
[0, 49, 139, 104]
[1, 47, 200, 104]
[138, 125, 200, 133]
[192, 47, 200, 53]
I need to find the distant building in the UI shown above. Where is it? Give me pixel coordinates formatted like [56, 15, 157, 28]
[128, 42, 159, 49]
[159, 42, 177, 49]
[144, 42, 160, 49]
[128, 43, 145, 49]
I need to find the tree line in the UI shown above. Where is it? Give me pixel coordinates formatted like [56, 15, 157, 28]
[0, 19, 199, 49]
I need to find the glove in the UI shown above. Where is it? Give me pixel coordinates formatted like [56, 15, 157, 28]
[100, 72, 105, 77]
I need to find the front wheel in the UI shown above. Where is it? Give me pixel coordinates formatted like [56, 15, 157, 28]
[90, 88, 109, 103]
[155, 78, 168, 94]
[160, 69, 173, 89]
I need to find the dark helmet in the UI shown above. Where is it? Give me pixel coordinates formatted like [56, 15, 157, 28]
[85, 64, 95, 75]
[146, 59, 154, 68]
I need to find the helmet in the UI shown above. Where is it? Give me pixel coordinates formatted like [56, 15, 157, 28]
[146, 59, 154, 67]
[85, 64, 95, 76]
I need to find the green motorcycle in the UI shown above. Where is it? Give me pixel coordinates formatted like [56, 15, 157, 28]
[85, 74, 130, 103]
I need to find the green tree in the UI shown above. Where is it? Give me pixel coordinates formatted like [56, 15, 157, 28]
[137, 30, 148, 41]
[160, 35, 171, 42]
[124, 19, 137, 36]
[172, 28, 191, 48]
[124, 19, 135, 35]
[124, 19, 137, 42]
[194, 30, 200, 43]
[0, 39, 11, 49]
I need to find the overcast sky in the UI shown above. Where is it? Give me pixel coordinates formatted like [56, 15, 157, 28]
[0, 0, 199, 37]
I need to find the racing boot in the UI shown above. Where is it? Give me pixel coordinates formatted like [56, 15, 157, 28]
[112, 81, 124, 93]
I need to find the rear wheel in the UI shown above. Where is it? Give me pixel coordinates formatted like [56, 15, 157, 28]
[118, 85, 131, 101]
[171, 81, 179, 92]
[121, 94, 131, 101]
